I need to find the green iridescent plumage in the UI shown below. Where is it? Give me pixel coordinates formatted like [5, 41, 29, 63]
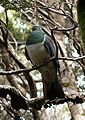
[77, 0, 85, 48]
[26, 26, 45, 45]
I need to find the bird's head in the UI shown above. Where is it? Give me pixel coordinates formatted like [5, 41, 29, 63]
[26, 26, 44, 45]
[32, 25, 42, 31]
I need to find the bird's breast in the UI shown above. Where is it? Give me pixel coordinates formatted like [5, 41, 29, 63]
[26, 42, 57, 84]
[26, 43, 50, 65]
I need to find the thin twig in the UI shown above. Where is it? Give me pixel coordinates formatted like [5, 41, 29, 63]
[0, 55, 85, 75]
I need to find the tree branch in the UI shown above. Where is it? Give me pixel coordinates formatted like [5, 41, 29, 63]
[0, 85, 85, 111]
[0, 55, 85, 75]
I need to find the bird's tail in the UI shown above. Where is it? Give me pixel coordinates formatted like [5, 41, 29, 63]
[43, 78, 65, 100]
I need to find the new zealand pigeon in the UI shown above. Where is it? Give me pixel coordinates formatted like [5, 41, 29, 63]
[77, 0, 85, 48]
[25, 26, 65, 100]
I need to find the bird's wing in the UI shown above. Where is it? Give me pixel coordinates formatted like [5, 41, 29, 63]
[43, 35, 56, 57]
[43, 35, 59, 72]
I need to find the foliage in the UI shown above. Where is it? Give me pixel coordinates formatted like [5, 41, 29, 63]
[0, 0, 31, 41]
[0, 0, 31, 11]
[7, 10, 30, 41]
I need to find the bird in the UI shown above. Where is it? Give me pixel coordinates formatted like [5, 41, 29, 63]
[77, 0, 85, 49]
[25, 26, 65, 100]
